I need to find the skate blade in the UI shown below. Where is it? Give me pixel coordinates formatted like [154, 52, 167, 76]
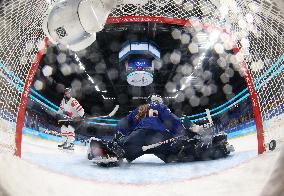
[58, 147, 74, 152]
[92, 156, 118, 164]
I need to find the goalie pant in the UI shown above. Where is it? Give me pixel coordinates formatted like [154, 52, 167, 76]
[118, 128, 184, 163]
[58, 97, 84, 144]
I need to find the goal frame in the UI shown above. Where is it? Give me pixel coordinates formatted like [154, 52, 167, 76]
[13, 15, 266, 157]
[106, 15, 265, 153]
[14, 37, 49, 157]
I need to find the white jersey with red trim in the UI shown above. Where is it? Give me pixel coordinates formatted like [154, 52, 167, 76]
[58, 97, 84, 118]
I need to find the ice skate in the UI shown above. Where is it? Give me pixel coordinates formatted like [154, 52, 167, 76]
[88, 137, 123, 167]
[63, 143, 74, 150]
[58, 141, 67, 148]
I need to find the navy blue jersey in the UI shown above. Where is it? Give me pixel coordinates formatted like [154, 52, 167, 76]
[116, 103, 184, 136]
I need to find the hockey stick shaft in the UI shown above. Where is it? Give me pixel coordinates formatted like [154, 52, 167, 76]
[58, 105, 119, 122]
[142, 136, 186, 151]
[87, 105, 119, 120]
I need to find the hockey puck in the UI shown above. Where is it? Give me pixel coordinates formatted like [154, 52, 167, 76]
[268, 140, 276, 151]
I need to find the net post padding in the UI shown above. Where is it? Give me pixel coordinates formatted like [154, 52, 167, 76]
[106, 16, 265, 154]
[15, 37, 49, 157]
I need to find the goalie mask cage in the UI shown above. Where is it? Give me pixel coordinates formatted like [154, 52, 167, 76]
[0, 0, 283, 156]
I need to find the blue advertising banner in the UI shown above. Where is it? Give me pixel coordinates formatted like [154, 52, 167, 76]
[22, 127, 82, 145]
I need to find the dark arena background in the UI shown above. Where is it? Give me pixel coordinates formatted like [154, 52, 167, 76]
[0, 0, 283, 196]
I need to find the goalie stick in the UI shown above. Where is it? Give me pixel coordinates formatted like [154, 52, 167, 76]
[142, 135, 190, 151]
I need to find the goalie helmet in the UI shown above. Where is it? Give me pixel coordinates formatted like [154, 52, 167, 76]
[147, 94, 163, 104]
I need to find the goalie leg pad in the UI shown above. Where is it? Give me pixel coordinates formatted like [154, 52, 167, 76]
[88, 138, 122, 167]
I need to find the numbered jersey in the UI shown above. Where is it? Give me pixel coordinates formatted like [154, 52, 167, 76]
[117, 103, 183, 136]
[58, 97, 84, 118]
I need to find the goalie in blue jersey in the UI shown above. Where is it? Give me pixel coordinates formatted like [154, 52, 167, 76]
[112, 94, 187, 163]
[88, 94, 234, 167]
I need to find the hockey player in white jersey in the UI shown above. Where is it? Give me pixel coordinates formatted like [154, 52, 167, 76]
[57, 88, 84, 150]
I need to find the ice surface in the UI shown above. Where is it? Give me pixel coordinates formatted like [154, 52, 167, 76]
[0, 121, 283, 196]
[22, 135, 257, 184]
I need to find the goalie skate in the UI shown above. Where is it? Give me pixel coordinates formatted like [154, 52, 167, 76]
[58, 142, 74, 152]
[87, 137, 122, 167]
[58, 141, 67, 148]
[63, 143, 74, 150]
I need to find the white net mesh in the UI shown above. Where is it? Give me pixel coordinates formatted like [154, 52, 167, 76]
[225, 0, 284, 146]
[223, 0, 284, 146]
[0, 0, 283, 155]
[0, 0, 49, 154]
[110, 0, 284, 151]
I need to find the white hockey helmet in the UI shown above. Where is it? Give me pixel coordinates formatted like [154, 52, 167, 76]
[64, 88, 72, 98]
[147, 94, 163, 104]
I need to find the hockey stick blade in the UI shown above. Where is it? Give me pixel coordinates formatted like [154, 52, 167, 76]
[107, 105, 119, 117]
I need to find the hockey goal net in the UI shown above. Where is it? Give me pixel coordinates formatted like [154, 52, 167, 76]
[0, 0, 283, 156]
[0, 0, 49, 156]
